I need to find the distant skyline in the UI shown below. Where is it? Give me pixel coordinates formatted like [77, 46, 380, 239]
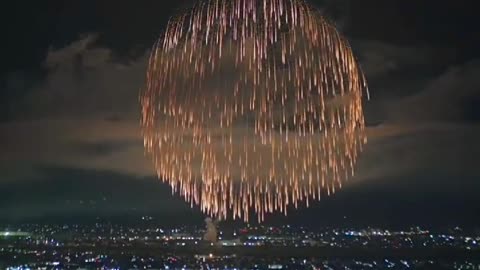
[1, 0, 478, 226]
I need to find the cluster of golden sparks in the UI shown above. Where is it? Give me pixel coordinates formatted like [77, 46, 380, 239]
[141, 0, 369, 222]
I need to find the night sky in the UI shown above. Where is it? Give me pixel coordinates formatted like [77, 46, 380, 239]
[1, 0, 478, 227]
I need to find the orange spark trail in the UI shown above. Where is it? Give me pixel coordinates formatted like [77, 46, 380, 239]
[141, 0, 369, 222]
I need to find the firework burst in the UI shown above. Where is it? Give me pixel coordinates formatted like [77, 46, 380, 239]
[141, 0, 369, 222]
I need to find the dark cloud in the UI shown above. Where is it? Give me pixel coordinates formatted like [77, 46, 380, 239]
[358, 124, 480, 185]
[387, 59, 480, 124]
[0, 35, 152, 180]
[357, 41, 435, 80]
[354, 51, 480, 187]
[0, 166, 203, 223]
[69, 140, 138, 157]
[24, 34, 145, 119]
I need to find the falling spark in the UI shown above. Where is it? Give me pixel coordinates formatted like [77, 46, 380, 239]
[141, 0, 369, 222]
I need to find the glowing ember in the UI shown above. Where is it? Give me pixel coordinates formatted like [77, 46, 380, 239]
[141, 0, 369, 222]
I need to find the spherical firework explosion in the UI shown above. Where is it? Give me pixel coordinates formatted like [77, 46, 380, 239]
[141, 0, 369, 222]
